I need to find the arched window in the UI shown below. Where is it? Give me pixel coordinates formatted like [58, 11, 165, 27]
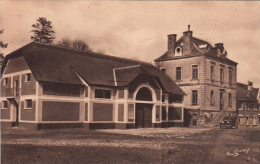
[136, 87, 152, 101]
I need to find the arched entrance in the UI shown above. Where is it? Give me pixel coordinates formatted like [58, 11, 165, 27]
[135, 87, 153, 128]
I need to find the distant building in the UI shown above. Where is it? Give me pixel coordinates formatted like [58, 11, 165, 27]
[155, 26, 238, 127]
[1, 42, 185, 130]
[237, 82, 260, 126]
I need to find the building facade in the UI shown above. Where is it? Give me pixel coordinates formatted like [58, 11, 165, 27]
[237, 82, 260, 126]
[1, 42, 185, 130]
[155, 27, 238, 126]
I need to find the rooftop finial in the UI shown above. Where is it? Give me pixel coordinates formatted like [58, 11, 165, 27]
[188, 25, 190, 31]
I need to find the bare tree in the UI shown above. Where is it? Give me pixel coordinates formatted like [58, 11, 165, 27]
[72, 39, 91, 51]
[57, 37, 72, 48]
[31, 17, 55, 43]
[97, 48, 106, 54]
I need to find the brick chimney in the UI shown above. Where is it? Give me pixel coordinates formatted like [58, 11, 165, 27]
[183, 25, 193, 56]
[167, 34, 177, 56]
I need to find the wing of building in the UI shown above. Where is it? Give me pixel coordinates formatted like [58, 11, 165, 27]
[236, 82, 260, 126]
[1, 42, 185, 130]
[154, 27, 238, 127]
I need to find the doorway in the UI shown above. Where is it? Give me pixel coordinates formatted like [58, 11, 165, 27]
[220, 91, 224, 111]
[135, 103, 153, 128]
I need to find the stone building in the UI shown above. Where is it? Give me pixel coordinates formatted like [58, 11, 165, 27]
[1, 42, 185, 130]
[155, 26, 238, 126]
[237, 82, 259, 126]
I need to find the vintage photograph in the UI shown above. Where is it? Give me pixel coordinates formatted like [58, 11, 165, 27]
[1, 1, 260, 164]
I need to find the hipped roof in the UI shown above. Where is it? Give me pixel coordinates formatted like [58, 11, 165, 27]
[2, 42, 185, 95]
[155, 36, 237, 65]
[236, 82, 259, 101]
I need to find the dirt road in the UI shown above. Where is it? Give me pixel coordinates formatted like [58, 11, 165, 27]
[1, 127, 259, 164]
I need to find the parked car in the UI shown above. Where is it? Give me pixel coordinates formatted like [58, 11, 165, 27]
[219, 116, 238, 129]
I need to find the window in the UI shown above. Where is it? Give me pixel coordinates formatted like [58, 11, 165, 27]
[211, 66, 215, 81]
[246, 117, 249, 125]
[192, 90, 198, 105]
[25, 73, 31, 82]
[3, 78, 8, 85]
[238, 101, 243, 110]
[192, 65, 198, 79]
[210, 91, 215, 106]
[228, 68, 232, 84]
[220, 68, 224, 83]
[160, 68, 166, 73]
[2, 101, 8, 109]
[95, 89, 111, 99]
[228, 93, 232, 107]
[25, 99, 32, 109]
[176, 67, 182, 80]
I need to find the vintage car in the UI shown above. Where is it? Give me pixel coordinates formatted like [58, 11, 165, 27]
[219, 116, 238, 129]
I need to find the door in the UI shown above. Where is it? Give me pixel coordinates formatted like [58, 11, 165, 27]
[14, 80, 19, 97]
[220, 92, 223, 111]
[136, 104, 153, 128]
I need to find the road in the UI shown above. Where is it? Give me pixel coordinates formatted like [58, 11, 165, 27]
[1, 126, 260, 164]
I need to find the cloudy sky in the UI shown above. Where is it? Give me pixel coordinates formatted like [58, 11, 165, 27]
[1, 1, 260, 88]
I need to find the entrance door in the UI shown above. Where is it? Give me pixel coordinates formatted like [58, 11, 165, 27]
[220, 92, 223, 111]
[136, 104, 153, 128]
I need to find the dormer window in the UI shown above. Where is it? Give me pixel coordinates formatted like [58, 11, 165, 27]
[175, 47, 182, 56]
[25, 73, 31, 82]
[3, 78, 8, 85]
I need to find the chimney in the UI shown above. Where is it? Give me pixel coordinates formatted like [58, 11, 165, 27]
[248, 81, 253, 96]
[215, 43, 226, 57]
[183, 25, 193, 56]
[167, 34, 177, 56]
[215, 43, 223, 48]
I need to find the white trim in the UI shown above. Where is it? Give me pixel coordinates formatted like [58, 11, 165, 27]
[1, 100, 8, 109]
[25, 73, 31, 82]
[113, 68, 117, 86]
[133, 83, 157, 102]
[72, 69, 88, 86]
[93, 87, 113, 100]
[19, 120, 37, 123]
[39, 121, 82, 123]
[2, 69, 31, 78]
[24, 99, 32, 109]
[2, 59, 10, 75]
[0, 119, 12, 122]
[114, 65, 140, 70]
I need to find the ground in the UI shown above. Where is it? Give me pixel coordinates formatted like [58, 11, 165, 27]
[1, 126, 260, 164]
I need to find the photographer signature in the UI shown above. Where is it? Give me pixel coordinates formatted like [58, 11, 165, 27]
[227, 149, 250, 157]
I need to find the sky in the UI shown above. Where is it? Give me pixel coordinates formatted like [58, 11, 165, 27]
[1, 1, 260, 88]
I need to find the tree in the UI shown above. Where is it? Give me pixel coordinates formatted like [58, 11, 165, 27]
[0, 29, 8, 67]
[72, 39, 91, 51]
[57, 37, 92, 52]
[31, 17, 55, 43]
[57, 37, 71, 48]
[0, 29, 8, 49]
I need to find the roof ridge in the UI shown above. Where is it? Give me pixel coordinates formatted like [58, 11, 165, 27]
[31, 42, 153, 66]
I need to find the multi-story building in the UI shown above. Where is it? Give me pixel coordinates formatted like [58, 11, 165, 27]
[155, 26, 238, 126]
[1, 42, 185, 130]
[237, 82, 259, 126]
